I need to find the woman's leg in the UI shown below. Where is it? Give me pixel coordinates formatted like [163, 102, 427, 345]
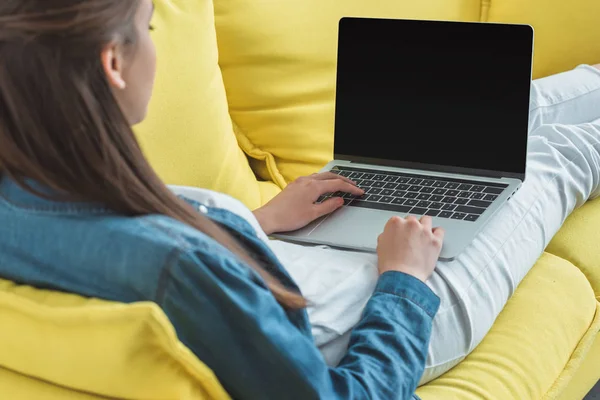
[270, 65, 600, 382]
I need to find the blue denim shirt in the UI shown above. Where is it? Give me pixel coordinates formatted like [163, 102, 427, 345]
[0, 177, 439, 400]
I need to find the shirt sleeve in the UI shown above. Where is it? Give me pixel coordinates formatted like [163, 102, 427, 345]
[157, 245, 440, 400]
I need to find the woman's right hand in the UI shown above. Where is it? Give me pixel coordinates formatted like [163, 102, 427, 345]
[376, 215, 445, 282]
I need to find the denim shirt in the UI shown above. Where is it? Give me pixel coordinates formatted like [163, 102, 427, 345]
[0, 177, 439, 400]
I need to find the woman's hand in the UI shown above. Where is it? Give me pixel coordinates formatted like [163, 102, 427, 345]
[377, 215, 445, 282]
[253, 172, 364, 235]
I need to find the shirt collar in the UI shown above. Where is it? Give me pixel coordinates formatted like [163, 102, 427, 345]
[0, 176, 110, 214]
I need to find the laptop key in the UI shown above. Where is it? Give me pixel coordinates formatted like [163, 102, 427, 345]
[384, 182, 398, 189]
[408, 178, 422, 185]
[433, 188, 446, 195]
[396, 183, 409, 190]
[421, 179, 436, 186]
[442, 196, 455, 203]
[374, 174, 386, 181]
[484, 187, 504, 194]
[465, 214, 479, 222]
[458, 191, 471, 198]
[381, 196, 394, 203]
[362, 173, 375, 180]
[458, 184, 472, 191]
[350, 200, 412, 213]
[361, 180, 374, 187]
[446, 190, 459, 197]
[483, 194, 498, 201]
[452, 213, 467, 220]
[467, 199, 492, 208]
[408, 185, 421, 192]
[349, 172, 363, 179]
[372, 181, 385, 188]
[404, 192, 418, 199]
[425, 209, 440, 217]
[393, 190, 407, 197]
[409, 207, 428, 215]
[392, 198, 406, 205]
[404, 199, 418, 206]
[381, 189, 394, 196]
[416, 194, 431, 200]
[441, 204, 457, 211]
[454, 198, 469, 205]
[420, 187, 434, 193]
[432, 181, 446, 188]
[430, 202, 443, 209]
[430, 195, 443, 202]
[438, 211, 453, 218]
[384, 176, 398, 182]
[367, 188, 382, 195]
[471, 185, 485, 192]
[339, 171, 352, 178]
[397, 177, 410, 184]
[369, 195, 382, 202]
[445, 182, 459, 189]
[417, 200, 432, 208]
[455, 205, 485, 215]
[470, 192, 485, 200]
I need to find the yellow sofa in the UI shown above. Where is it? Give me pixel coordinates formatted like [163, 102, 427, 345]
[1, 0, 599, 398]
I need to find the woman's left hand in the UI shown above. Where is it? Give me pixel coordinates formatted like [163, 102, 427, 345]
[253, 172, 365, 235]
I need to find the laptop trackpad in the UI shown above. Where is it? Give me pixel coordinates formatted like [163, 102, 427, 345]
[311, 207, 394, 251]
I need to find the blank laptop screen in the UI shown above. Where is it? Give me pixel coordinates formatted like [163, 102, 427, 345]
[334, 18, 533, 176]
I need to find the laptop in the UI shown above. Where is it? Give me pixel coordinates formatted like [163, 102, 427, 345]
[273, 17, 534, 261]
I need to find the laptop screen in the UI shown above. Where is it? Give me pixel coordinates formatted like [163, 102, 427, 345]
[334, 18, 533, 177]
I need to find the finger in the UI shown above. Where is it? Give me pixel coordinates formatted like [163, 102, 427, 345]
[433, 227, 445, 242]
[405, 215, 419, 224]
[313, 171, 356, 185]
[420, 215, 433, 231]
[318, 179, 364, 196]
[314, 197, 344, 218]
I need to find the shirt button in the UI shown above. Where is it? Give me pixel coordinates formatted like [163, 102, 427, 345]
[198, 205, 208, 214]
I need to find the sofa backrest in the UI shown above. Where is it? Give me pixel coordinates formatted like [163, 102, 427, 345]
[0, 279, 230, 400]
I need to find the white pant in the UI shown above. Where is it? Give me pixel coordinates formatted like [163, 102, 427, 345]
[267, 65, 600, 383]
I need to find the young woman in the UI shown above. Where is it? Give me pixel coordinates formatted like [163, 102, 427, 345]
[0, 1, 599, 399]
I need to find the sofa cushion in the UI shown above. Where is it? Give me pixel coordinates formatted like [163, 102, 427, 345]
[214, 0, 481, 186]
[546, 198, 600, 300]
[0, 279, 230, 400]
[485, 0, 600, 79]
[134, 0, 280, 210]
[416, 252, 599, 399]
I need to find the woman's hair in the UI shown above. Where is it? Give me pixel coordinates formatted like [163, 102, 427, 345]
[0, 0, 305, 308]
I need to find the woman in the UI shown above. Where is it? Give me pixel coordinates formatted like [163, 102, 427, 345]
[0, 1, 442, 399]
[0, 0, 599, 398]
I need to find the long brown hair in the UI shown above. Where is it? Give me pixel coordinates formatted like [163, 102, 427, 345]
[0, 0, 305, 308]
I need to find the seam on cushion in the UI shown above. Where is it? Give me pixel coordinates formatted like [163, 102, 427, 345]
[542, 302, 600, 399]
[0, 366, 120, 400]
[231, 121, 288, 189]
[480, 0, 490, 22]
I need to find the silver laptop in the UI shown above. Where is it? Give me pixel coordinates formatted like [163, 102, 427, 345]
[273, 18, 534, 261]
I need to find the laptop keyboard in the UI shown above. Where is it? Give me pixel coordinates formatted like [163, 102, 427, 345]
[317, 166, 508, 222]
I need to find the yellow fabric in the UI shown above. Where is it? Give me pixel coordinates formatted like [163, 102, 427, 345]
[557, 333, 600, 400]
[0, 279, 230, 400]
[214, 0, 481, 185]
[546, 198, 600, 299]
[133, 0, 278, 210]
[415, 253, 599, 400]
[485, 0, 600, 79]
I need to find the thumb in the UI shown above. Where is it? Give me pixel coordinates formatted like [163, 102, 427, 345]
[314, 197, 344, 218]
